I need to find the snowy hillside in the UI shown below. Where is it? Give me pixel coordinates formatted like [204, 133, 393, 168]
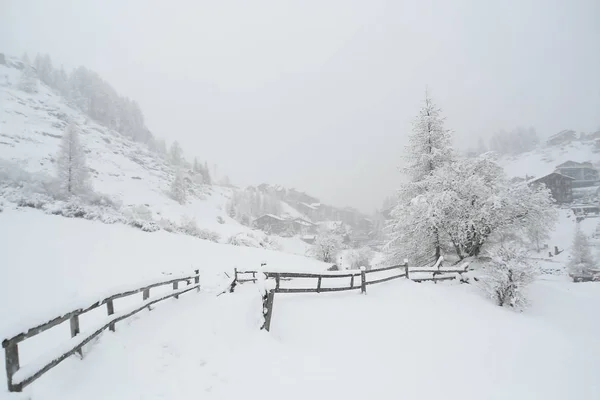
[0, 56, 317, 255]
[496, 140, 599, 179]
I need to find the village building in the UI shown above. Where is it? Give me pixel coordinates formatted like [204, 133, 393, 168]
[555, 161, 599, 188]
[528, 172, 574, 204]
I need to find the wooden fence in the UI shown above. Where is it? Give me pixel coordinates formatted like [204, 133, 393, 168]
[2, 270, 201, 393]
[235, 260, 470, 331]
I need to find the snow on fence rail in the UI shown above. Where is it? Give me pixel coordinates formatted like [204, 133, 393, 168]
[235, 259, 471, 331]
[2, 270, 201, 393]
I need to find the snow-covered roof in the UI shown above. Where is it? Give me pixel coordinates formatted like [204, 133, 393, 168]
[255, 214, 285, 221]
[299, 202, 317, 210]
[527, 171, 575, 185]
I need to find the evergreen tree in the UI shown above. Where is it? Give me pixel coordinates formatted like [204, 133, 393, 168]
[387, 92, 453, 265]
[169, 141, 183, 166]
[568, 227, 594, 275]
[203, 161, 212, 185]
[170, 169, 187, 204]
[18, 54, 38, 94]
[56, 123, 91, 196]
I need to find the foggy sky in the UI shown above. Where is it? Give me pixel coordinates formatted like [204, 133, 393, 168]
[2, 0, 599, 212]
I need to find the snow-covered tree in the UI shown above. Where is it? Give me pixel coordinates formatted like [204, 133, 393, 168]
[169, 141, 183, 166]
[387, 92, 454, 265]
[18, 59, 38, 93]
[481, 244, 537, 310]
[568, 227, 595, 275]
[412, 154, 557, 259]
[56, 123, 91, 196]
[203, 161, 212, 185]
[34, 53, 54, 86]
[309, 231, 342, 263]
[170, 169, 187, 204]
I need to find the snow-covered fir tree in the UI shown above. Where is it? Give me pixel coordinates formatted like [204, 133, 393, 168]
[170, 169, 187, 204]
[169, 141, 183, 166]
[387, 92, 453, 265]
[18, 54, 38, 93]
[56, 123, 91, 196]
[568, 226, 595, 275]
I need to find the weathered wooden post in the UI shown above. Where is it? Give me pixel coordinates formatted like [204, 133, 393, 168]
[554, 246, 559, 255]
[252, 271, 256, 282]
[350, 274, 355, 288]
[404, 259, 409, 280]
[106, 299, 115, 332]
[317, 276, 322, 293]
[173, 281, 179, 299]
[549, 251, 553, 258]
[360, 266, 367, 294]
[261, 290, 275, 332]
[234, 268, 238, 283]
[194, 269, 200, 292]
[275, 274, 281, 291]
[69, 315, 82, 357]
[3, 341, 21, 392]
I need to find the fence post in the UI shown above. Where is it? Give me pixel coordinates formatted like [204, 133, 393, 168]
[261, 290, 275, 332]
[106, 299, 115, 332]
[275, 274, 280, 291]
[173, 281, 179, 299]
[350, 274, 354, 288]
[360, 267, 367, 294]
[194, 269, 200, 292]
[554, 246, 559, 255]
[404, 259, 409, 280]
[234, 268, 238, 283]
[69, 315, 83, 357]
[252, 271, 256, 282]
[317, 276, 322, 293]
[4, 342, 21, 392]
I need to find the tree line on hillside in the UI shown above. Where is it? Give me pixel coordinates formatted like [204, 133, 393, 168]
[15, 52, 217, 201]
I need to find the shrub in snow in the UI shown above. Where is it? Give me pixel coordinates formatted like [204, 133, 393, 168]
[128, 218, 161, 232]
[309, 232, 342, 263]
[216, 215, 225, 224]
[480, 245, 537, 310]
[345, 247, 374, 270]
[158, 218, 178, 233]
[228, 232, 263, 248]
[568, 227, 595, 276]
[178, 215, 220, 242]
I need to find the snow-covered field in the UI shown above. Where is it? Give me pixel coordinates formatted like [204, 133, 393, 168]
[4, 277, 599, 400]
[1, 206, 599, 399]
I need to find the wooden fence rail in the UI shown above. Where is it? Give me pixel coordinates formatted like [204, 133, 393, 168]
[236, 259, 471, 332]
[2, 270, 201, 393]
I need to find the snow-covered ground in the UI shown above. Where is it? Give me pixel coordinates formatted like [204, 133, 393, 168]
[5, 277, 599, 400]
[1, 206, 599, 399]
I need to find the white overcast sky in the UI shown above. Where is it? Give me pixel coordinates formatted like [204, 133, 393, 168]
[2, 0, 599, 212]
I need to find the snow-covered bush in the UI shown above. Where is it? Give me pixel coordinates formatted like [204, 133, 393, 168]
[178, 215, 220, 242]
[480, 245, 537, 310]
[158, 218, 178, 233]
[309, 232, 342, 263]
[226, 232, 278, 249]
[345, 247, 374, 270]
[568, 227, 595, 276]
[228, 232, 263, 248]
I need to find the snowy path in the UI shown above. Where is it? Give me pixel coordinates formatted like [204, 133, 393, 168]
[8, 279, 600, 400]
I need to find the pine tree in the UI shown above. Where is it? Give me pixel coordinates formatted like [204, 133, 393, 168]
[170, 169, 187, 204]
[568, 227, 594, 275]
[387, 92, 453, 265]
[18, 54, 38, 94]
[169, 141, 183, 166]
[203, 161, 212, 185]
[56, 123, 91, 196]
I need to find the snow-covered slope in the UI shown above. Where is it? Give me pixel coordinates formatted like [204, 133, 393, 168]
[0, 58, 316, 255]
[496, 140, 598, 179]
[0, 208, 329, 341]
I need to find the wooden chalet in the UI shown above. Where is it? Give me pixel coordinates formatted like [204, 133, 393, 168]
[528, 172, 574, 204]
